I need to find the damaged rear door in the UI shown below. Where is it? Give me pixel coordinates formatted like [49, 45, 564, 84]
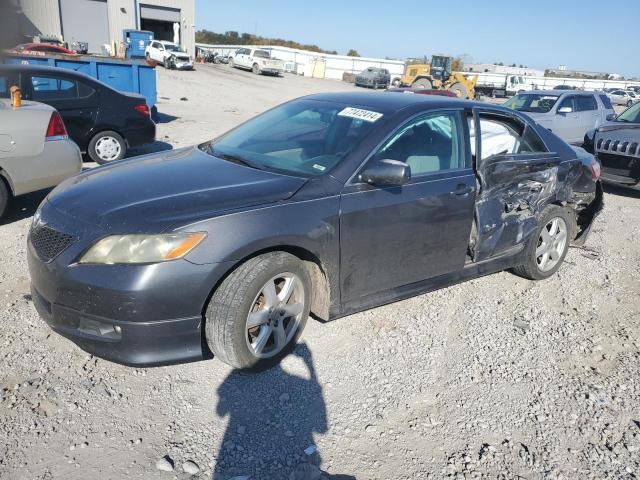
[470, 109, 567, 262]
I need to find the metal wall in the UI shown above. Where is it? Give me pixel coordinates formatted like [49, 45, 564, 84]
[17, 0, 63, 38]
[60, 0, 110, 53]
[17, 0, 195, 54]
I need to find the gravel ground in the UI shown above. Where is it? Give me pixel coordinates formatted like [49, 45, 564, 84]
[1, 65, 639, 480]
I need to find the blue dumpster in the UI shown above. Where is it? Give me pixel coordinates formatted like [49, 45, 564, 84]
[2, 53, 157, 111]
[124, 30, 154, 59]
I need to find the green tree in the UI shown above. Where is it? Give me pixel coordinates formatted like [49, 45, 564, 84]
[346, 49, 360, 57]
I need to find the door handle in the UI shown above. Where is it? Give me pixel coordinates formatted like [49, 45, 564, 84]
[450, 184, 474, 197]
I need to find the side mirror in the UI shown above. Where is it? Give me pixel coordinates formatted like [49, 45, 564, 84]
[557, 106, 573, 114]
[606, 113, 617, 121]
[360, 159, 411, 186]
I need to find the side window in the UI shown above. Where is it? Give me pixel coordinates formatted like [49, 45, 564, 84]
[77, 80, 95, 98]
[599, 94, 613, 109]
[558, 96, 576, 111]
[472, 114, 547, 160]
[373, 112, 464, 175]
[31, 76, 79, 101]
[576, 95, 597, 111]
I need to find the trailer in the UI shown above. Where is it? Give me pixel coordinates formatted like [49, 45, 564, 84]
[1, 52, 157, 111]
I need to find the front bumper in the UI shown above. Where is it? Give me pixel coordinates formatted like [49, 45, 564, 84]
[26, 201, 233, 366]
[175, 58, 194, 70]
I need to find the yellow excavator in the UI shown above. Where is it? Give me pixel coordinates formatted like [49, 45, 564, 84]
[397, 55, 477, 99]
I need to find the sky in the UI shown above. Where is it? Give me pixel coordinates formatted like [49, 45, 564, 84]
[196, 0, 640, 78]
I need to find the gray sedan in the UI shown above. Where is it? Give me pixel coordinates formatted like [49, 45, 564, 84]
[505, 90, 615, 144]
[608, 89, 639, 107]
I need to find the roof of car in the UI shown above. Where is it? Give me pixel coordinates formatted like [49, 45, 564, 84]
[524, 90, 595, 96]
[301, 91, 510, 114]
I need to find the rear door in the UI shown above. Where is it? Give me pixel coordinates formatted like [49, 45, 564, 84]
[339, 109, 475, 302]
[471, 109, 560, 261]
[576, 94, 600, 133]
[24, 73, 99, 150]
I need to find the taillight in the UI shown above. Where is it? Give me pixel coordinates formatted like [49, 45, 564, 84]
[590, 159, 601, 180]
[134, 103, 150, 117]
[45, 111, 68, 141]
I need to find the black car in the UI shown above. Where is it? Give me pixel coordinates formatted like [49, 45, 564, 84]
[27, 93, 603, 370]
[0, 64, 155, 164]
[355, 67, 391, 89]
[583, 101, 640, 189]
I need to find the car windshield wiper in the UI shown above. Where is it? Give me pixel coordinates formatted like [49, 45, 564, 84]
[207, 146, 263, 170]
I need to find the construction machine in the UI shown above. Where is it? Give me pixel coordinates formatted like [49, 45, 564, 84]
[398, 55, 477, 99]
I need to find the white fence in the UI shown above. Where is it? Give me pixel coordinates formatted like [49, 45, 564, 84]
[196, 43, 405, 81]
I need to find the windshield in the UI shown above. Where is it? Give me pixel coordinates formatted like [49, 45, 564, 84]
[616, 102, 640, 123]
[164, 44, 185, 53]
[254, 50, 270, 58]
[201, 99, 383, 177]
[504, 93, 559, 113]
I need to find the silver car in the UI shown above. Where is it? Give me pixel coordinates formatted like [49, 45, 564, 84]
[504, 90, 615, 144]
[0, 99, 82, 218]
[608, 89, 639, 107]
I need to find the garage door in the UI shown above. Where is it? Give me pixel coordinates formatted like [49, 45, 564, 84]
[60, 0, 109, 54]
[140, 5, 181, 22]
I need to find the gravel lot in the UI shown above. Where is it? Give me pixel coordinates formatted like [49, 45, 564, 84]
[1, 64, 639, 480]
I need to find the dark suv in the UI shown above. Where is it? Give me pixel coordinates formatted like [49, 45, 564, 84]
[0, 65, 155, 164]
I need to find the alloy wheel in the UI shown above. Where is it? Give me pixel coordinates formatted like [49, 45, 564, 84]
[245, 272, 305, 358]
[536, 217, 568, 272]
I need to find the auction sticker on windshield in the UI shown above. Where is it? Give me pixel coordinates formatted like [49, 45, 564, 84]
[338, 107, 383, 122]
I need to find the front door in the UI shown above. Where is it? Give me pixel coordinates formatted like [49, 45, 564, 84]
[339, 110, 475, 302]
[553, 95, 582, 143]
[26, 74, 99, 150]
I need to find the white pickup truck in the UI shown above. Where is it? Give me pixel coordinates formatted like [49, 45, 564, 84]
[230, 48, 284, 76]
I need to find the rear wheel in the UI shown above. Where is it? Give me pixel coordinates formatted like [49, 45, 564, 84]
[513, 205, 572, 280]
[205, 252, 311, 370]
[627, 100, 633, 107]
[252, 63, 261, 75]
[0, 180, 9, 219]
[412, 78, 432, 89]
[449, 82, 467, 98]
[391, 78, 401, 87]
[88, 130, 126, 165]
[229, 58, 235, 68]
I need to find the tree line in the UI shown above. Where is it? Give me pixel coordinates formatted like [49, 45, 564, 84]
[195, 30, 339, 55]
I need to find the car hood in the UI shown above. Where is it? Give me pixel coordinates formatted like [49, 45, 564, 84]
[46, 147, 308, 232]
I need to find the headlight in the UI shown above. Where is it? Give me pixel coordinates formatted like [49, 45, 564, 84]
[79, 233, 206, 264]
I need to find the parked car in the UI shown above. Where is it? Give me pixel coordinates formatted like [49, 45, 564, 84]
[608, 89, 638, 107]
[11, 43, 77, 55]
[504, 90, 615, 144]
[0, 65, 156, 164]
[0, 99, 81, 218]
[553, 85, 576, 90]
[355, 67, 391, 89]
[28, 93, 603, 369]
[386, 88, 457, 97]
[229, 48, 284, 76]
[583, 101, 640, 189]
[145, 40, 193, 70]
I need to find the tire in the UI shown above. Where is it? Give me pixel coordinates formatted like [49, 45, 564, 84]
[512, 205, 573, 281]
[449, 82, 467, 98]
[229, 58, 235, 68]
[0, 179, 9, 219]
[252, 63, 261, 75]
[412, 78, 432, 89]
[88, 130, 126, 165]
[205, 252, 311, 370]
[391, 78, 401, 87]
[627, 100, 633, 107]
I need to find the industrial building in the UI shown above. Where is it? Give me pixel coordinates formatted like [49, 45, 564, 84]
[11, 0, 195, 55]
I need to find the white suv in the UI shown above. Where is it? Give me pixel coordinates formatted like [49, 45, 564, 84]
[145, 41, 193, 70]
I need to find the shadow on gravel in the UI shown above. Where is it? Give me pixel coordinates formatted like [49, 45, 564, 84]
[212, 343, 355, 480]
[602, 183, 640, 199]
[0, 188, 50, 225]
[127, 140, 174, 157]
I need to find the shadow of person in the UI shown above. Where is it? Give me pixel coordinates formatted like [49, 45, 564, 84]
[212, 343, 355, 480]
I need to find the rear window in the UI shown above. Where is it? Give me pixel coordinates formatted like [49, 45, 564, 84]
[599, 94, 613, 109]
[31, 75, 94, 101]
[576, 95, 597, 111]
[254, 50, 270, 58]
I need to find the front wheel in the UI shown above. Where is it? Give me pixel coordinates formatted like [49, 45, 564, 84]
[205, 252, 311, 370]
[627, 100, 633, 107]
[88, 131, 126, 164]
[0, 180, 8, 219]
[512, 205, 572, 280]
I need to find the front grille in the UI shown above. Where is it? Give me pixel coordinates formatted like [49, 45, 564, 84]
[598, 152, 640, 181]
[30, 225, 75, 262]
